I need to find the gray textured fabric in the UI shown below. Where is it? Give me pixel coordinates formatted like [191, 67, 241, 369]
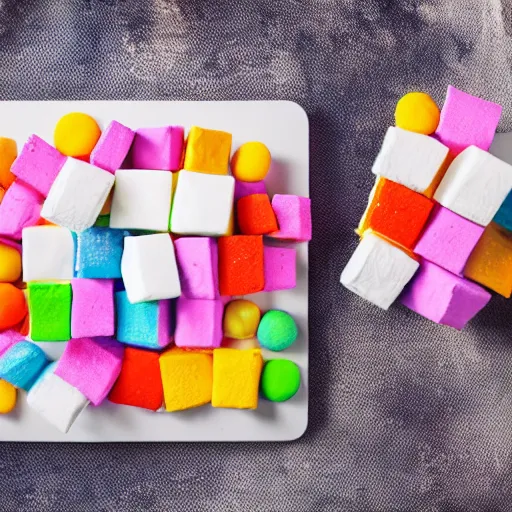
[1, 1, 512, 511]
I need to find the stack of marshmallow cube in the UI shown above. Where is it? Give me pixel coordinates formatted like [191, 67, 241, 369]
[341, 85, 512, 330]
[0, 116, 311, 433]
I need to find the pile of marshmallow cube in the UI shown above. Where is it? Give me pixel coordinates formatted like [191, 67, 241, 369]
[341, 85, 512, 330]
[0, 113, 311, 433]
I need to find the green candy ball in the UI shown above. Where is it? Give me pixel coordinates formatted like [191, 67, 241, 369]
[260, 359, 301, 402]
[257, 310, 298, 351]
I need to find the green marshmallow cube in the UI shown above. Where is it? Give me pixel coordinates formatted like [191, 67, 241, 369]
[28, 282, 72, 341]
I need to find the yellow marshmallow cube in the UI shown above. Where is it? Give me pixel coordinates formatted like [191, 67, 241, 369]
[159, 348, 213, 412]
[183, 126, 232, 175]
[0, 379, 17, 414]
[212, 348, 263, 409]
[0, 243, 21, 283]
[54, 112, 101, 157]
[394, 92, 440, 135]
[223, 299, 261, 339]
[231, 141, 271, 182]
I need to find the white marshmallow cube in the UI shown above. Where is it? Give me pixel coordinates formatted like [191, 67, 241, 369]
[27, 363, 89, 434]
[22, 226, 75, 282]
[434, 145, 512, 226]
[372, 126, 449, 193]
[170, 170, 234, 236]
[41, 158, 115, 233]
[340, 232, 419, 310]
[121, 233, 181, 303]
[110, 170, 172, 232]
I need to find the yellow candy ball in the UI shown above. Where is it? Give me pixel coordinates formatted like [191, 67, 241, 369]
[394, 92, 440, 135]
[231, 142, 271, 182]
[223, 300, 261, 339]
[54, 112, 101, 157]
[0, 244, 21, 283]
[0, 379, 16, 414]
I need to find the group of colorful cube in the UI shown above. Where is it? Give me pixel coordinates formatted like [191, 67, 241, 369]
[341, 86, 512, 329]
[0, 111, 311, 431]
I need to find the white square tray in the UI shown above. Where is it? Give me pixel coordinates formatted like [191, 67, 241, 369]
[0, 100, 309, 442]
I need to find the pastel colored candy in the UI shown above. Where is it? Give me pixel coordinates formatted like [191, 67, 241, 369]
[237, 194, 278, 235]
[28, 282, 71, 341]
[401, 260, 491, 330]
[0, 284, 28, 331]
[27, 362, 89, 433]
[0, 137, 17, 189]
[175, 298, 224, 349]
[0, 238, 22, 282]
[263, 246, 296, 291]
[75, 227, 128, 279]
[0, 379, 17, 414]
[414, 204, 484, 276]
[0, 341, 48, 390]
[493, 190, 512, 231]
[90, 120, 135, 173]
[0, 329, 23, 357]
[41, 158, 115, 233]
[108, 347, 163, 411]
[170, 170, 235, 236]
[394, 92, 440, 135]
[340, 232, 419, 310]
[434, 146, 512, 226]
[260, 359, 301, 402]
[223, 299, 261, 340]
[121, 234, 181, 303]
[184, 126, 232, 175]
[372, 126, 449, 194]
[159, 348, 213, 412]
[357, 178, 434, 250]
[174, 237, 219, 300]
[230, 142, 271, 182]
[257, 310, 298, 351]
[435, 85, 502, 156]
[55, 337, 124, 406]
[211, 348, 263, 409]
[131, 126, 184, 171]
[234, 180, 266, 202]
[115, 291, 174, 349]
[0, 180, 44, 240]
[109, 169, 173, 231]
[71, 279, 115, 338]
[11, 135, 66, 196]
[54, 113, 101, 158]
[269, 194, 312, 242]
[22, 226, 75, 282]
[218, 235, 264, 295]
[463, 222, 512, 298]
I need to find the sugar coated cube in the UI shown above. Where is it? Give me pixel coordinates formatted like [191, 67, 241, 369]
[269, 194, 312, 242]
[0, 341, 48, 390]
[90, 120, 135, 173]
[263, 246, 296, 291]
[237, 194, 278, 235]
[131, 126, 184, 171]
[184, 126, 232, 175]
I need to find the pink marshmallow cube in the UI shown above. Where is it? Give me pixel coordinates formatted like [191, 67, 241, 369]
[131, 126, 184, 171]
[55, 337, 124, 405]
[435, 86, 502, 156]
[263, 246, 296, 291]
[71, 279, 115, 338]
[0, 330, 23, 358]
[414, 205, 484, 276]
[270, 194, 312, 242]
[0, 181, 43, 240]
[174, 298, 223, 348]
[174, 237, 219, 299]
[401, 260, 491, 330]
[234, 180, 267, 202]
[90, 121, 135, 174]
[11, 135, 66, 196]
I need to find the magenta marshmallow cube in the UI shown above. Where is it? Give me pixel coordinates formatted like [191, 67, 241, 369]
[55, 337, 124, 406]
[174, 237, 219, 299]
[401, 260, 491, 330]
[11, 135, 66, 196]
[270, 194, 312, 242]
[263, 246, 296, 291]
[414, 205, 484, 276]
[234, 180, 267, 202]
[90, 121, 135, 173]
[71, 279, 115, 339]
[174, 297, 223, 349]
[131, 126, 184, 171]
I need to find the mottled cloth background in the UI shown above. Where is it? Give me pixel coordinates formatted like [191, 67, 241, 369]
[1, 1, 512, 511]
